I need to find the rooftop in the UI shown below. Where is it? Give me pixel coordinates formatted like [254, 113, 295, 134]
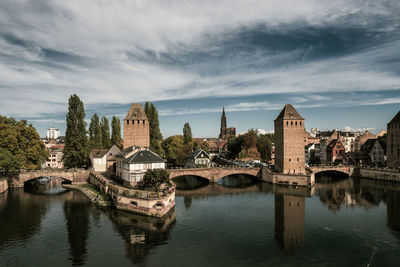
[123, 150, 165, 164]
[124, 103, 148, 121]
[275, 104, 304, 121]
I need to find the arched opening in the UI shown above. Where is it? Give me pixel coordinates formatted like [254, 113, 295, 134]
[315, 171, 349, 183]
[218, 174, 259, 188]
[171, 175, 210, 190]
[24, 176, 71, 195]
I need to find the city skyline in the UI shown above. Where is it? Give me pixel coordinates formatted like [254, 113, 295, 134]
[0, 1, 399, 137]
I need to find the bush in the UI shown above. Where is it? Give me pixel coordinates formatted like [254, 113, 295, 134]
[143, 169, 170, 189]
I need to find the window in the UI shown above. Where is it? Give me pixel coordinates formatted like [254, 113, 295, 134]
[289, 158, 291, 162]
[286, 121, 288, 126]
[132, 120, 134, 124]
[127, 120, 129, 125]
[300, 121, 302, 126]
[291, 121, 293, 126]
[297, 158, 299, 161]
[143, 120, 145, 124]
[295, 121, 298, 126]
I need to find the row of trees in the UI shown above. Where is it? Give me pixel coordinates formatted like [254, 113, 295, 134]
[64, 94, 123, 168]
[227, 129, 274, 161]
[88, 114, 122, 150]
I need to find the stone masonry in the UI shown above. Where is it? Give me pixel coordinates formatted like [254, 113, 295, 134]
[123, 103, 150, 149]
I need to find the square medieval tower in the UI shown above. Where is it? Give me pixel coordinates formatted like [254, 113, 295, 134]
[123, 103, 150, 149]
[274, 104, 305, 174]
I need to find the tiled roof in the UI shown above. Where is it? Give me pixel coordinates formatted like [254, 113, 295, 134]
[124, 103, 148, 120]
[123, 150, 165, 164]
[115, 146, 135, 158]
[91, 149, 108, 158]
[188, 149, 210, 159]
[388, 111, 400, 125]
[361, 139, 376, 154]
[275, 104, 304, 120]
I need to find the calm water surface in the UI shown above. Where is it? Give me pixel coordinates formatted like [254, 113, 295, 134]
[1, 175, 400, 266]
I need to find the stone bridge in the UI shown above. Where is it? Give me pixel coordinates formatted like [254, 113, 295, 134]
[168, 167, 262, 183]
[8, 169, 90, 188]
[309, 165, 355, 176]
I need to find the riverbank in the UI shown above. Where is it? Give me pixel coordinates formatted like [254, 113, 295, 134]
[353, 167, 400, 183]
[62, 183, 111, 206]
[0, 179, 8, 194]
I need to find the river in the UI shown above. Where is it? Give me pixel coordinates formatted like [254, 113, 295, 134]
[1, 175, 400, 266]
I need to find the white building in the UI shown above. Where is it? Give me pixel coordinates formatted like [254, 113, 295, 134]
[47, 127, 60, 139]
[115, 146, 165, 188]
[44, 145, 64, 168]
[185, 149, 211, 168]
[89, 145, 121, 172]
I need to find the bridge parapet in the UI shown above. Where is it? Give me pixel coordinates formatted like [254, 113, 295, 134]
[309, 165, 355, 176]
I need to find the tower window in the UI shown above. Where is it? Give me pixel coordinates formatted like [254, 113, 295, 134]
[295, 121, 298, 126]
[286, 121, 288, 126]
[289, 158, 291, 162]
[143, 120, 145, 124]
[127, 120, 129, 125]
[132, 120, 134, 124]
[291, 121, 293, 126]
[300, 121, 302, 126]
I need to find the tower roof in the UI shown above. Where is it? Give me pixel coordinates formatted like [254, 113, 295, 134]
[275, 104, 304, 121]
[124, 103, 148, 120]
[388, 111, 400, 125]
[222, 106, 226, 117]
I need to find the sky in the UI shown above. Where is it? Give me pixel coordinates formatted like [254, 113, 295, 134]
[0, 0, 399, 138]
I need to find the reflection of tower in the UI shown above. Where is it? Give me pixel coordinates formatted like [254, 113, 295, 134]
[63, 196, 90, 266]
[386, 190, 400, 238]
[219, 107, 227, 139]
[275, 194, 305, 253]
[184, 196, 192, 209]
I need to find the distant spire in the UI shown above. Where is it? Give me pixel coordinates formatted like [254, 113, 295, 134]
[222, 106, 226, 117]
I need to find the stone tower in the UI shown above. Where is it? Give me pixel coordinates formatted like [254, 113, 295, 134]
[123, 103, 150, 149]
[274, 104, 305, 174]
[387, 111, 400, 169]
[219, 107, 227, 139]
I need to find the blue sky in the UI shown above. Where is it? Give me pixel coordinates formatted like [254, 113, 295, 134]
[0, 0, 399, 137]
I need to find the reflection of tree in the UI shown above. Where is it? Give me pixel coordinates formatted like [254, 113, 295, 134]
[108, 209, 176, 265]
[0, 189, 49, 250]
[63, 193, 91, 266]
[274, 194, 305, 253]
[184, 196, 192, 209]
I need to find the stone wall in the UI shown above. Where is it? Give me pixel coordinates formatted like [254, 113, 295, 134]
[0, 179, 8, 194]
[123, 119, 150, 149]
[169, 167, 261, 183]
[354, 168, 400, 183]
[262, 170, 315, 187]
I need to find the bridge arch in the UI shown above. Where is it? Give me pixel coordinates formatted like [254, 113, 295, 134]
[218, 173, 259, 188]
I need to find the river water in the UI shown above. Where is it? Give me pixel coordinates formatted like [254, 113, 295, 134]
[1, 175, 400, 266]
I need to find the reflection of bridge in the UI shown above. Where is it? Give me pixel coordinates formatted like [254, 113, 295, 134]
[309, 165, 355, 176]
[168, 167, 262, 183]
[8, 169, 90, 187]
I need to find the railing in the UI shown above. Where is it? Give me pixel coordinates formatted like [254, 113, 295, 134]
[110, 184, 175, 199]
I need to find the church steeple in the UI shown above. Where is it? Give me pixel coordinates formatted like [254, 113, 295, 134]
[219, 106, 227, 139]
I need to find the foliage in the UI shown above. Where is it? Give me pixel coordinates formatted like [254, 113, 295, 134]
[111, 116, 122, 149]
[192, 140, 209, 152]
[0, 116, 48, 171]
[183, 122, 192, 145]
[144, 102, 163, 155]
[227, 135, 244, 159]
[64, 94, 88, 168]
[161, 135, 185, 167]
[143, 169, 170, 188]
[88, 113, 102, 149]
[100, 116, 111, 149]
[242, 129, 258, 151]
[257, 133, 274, 161]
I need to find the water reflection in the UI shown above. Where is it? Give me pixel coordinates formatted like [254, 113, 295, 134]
[218, 174, 258, 188]
[108, 209, 176, 265]
[63, 193, 91, 266]
[274, 194, 305, 253]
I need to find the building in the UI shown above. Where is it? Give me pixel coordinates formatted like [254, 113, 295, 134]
[123, 103, 150, 149]
[47, 127, 60, 140]
[44, 144, 64, 168]
[341, 131, 356, 153]
[274, 104, 305, 174]
[354, 131, 377, 152]
[326, 139, 346, 164]
[115, 147, 165, 188]
[305, 143, 320, 165]
[318, 130, 340, 164]
[387, 111, 400, 169]
[185, 149, 211, 168]
[360, 139, 385, 166]
[219, 107, 236, 140]
[89, 145, 121, 172]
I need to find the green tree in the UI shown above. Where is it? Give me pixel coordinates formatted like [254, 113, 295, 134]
[144, 102, 163, 154]
[111, 116, 122, 149]
[183, 122, 192, 145]
[143, 169, 171, 189]
[88, 113, 102, 149]
[227, 135, 244, 159]
[257, 134, 274, 161]
[100, 116, 111, 149]
[64, 94, 88, 168]
[193, 140, 209, 152]
[0, 116, 48, 171]
[162, 135, 184, 167]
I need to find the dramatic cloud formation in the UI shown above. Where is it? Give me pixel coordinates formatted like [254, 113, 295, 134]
[0, 0, 399, 135]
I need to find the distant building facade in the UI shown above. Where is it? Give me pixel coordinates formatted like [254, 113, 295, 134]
[219, 107, 236, 140]
[123, 103, 150, 149]
[387, 111, 400, 169]
[361, 139, 385, 166]
[274, 104, 305, 174]
[47, 127, 60, 139]
[89, 145, 121, 172]
[185, 149, 211, 168]
[44, 144, 64, 168]
[326, 139, 345, 164]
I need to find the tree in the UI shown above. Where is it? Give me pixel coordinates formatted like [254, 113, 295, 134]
[0, 116, 48, 171]
[100, 116, 111, 149]
[257, 134, 274, 161]
[193, 140, 209, 152]
[64, 94, 88, 168]
[144, 102, 163, 154]
[162, 135, 184, 167]
[88, 113, 102, 149]
[227, 135, 244, 159]
[111, 116, 122, 149]
[183, 122, 192, 145]
[143, 169, 171, 189]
